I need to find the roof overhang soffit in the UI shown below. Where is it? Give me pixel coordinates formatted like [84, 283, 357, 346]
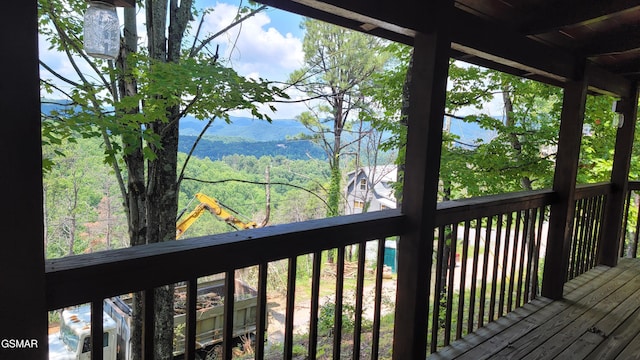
[254, 0, 633, 96]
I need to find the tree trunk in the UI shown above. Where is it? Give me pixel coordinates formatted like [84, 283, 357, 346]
[502, 86, 533, 191]
[143, 0, 193, 357]
[117, 6, 148, 359]
[395, 49, 413, 207]
[147, 115, 179, 359]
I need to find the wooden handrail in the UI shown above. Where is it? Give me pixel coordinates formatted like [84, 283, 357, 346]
[435, 189, 555, 226]
[45, 209, 405, 310]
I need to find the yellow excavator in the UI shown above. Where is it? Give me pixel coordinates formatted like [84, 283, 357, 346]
[176, 192, 258, 239]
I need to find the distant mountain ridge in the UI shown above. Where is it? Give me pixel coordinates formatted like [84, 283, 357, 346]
[42, 100, 309, 142]
[179, 136, 326, 160]
[41, 100, 496, 159]
[179, 115, 311, 142]
[42, 100, 323, 159]
[180, 115, 327, 160]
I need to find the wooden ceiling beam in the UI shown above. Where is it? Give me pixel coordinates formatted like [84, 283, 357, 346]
[449, 8, 576, 82]
[253, 0, 416, 45]
[586, 62, 633, 97]
[579, 25, 640, 56]
[519, 0, 640, 35]
[606, 61, 640, 79]
[450, 50, 566, 89]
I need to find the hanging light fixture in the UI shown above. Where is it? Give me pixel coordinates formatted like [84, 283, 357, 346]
[612, 99, 626, 129]
[83, 1, 121, 60]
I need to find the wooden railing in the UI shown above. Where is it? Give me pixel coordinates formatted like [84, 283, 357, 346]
[46, 183, 622, 359]
[427, 190, 554, 351]
[46, 210, 405, 360]
[566, 183, 611, 280]
[621, 181, 640, 258]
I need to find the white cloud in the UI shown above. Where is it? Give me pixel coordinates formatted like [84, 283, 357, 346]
[196, 2, 304, 82]
[196, 1, 306, 119]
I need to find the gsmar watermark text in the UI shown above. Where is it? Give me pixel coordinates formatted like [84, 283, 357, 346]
[1, 339, 39, 349]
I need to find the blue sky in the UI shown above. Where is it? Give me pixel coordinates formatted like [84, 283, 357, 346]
[38, 1, 309, 119]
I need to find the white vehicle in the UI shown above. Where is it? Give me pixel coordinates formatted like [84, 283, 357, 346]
[48, 304, 117, 360]
[48, 279, 259, 360]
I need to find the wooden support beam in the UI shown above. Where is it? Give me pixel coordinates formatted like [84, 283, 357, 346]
[392, 2, 453, 359]
[599, 83, 640, 265]
[0, 2, 48, 360]
[541, 77, 588, 300]
[586, 62, 634, 97]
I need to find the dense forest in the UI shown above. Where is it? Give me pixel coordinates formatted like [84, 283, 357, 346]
[43, 136, 340, 259]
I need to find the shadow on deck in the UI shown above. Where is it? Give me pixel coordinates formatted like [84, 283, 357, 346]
[428, 257, 640, 360]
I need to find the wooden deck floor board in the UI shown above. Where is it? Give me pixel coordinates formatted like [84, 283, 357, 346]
[448, 264, 627, 360]
[584, 306, 640, 359]
[427, 258, 640, 360]
[521, 271, 640, 360]
[431, 299, 553, 360]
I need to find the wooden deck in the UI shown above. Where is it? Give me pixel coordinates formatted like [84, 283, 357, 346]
[427, 257, 640, 360]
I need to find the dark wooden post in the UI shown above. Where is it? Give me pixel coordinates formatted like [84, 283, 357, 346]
[392, 4, 452, 359]
[599, 84, 640, 266]
[541, 78, 588, 300]
[0, 1, 48, 360]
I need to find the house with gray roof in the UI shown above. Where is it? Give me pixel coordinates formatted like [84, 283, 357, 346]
[344, 165, 398, 215]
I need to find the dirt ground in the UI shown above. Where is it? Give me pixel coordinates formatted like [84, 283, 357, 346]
[264, 277, 398, 345]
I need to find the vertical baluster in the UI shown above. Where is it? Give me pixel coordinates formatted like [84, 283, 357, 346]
[371, 238, 386, 360]
[516, 209, 531, 307]
[478, 216, 492, 328]
[308, 252, 322, 360]
[431, 226, 446, 352]
[184, 278, 197, 360]
[91, 300, 104, 360]
[467, 218, 482, 334]
[456, 221, 470, 340]
[621, 190, 633, 258]
[583, 197, 597, 271]
[444, 224, 457, 346]
[590, 195, 605, 268]
[333, 246, 346, 359]
[352, 240, 367, 359]
[498, 214, 510, 318]
[632, 193, 640, 258]
[589, 197, 600, 269]
[524, 208, 539, 303]
[223, 271, 236, 360]
[531, 207, 547, 299]
[284, 257, 297, 359]
[588, 197, 599, 269]
[491, 214, 503, 320]
[507, 211, 522, 312]
[143, 289, 155, 360]
[255, 263, 268, 359]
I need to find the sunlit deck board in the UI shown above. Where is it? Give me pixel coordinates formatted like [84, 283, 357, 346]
[428, 258, 640, 360]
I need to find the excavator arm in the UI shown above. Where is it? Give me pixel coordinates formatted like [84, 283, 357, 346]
[176, 192, 258, 239]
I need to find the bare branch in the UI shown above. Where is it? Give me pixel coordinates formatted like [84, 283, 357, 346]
[182, 176, 331, 209]
[189, 4, 268, 57]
